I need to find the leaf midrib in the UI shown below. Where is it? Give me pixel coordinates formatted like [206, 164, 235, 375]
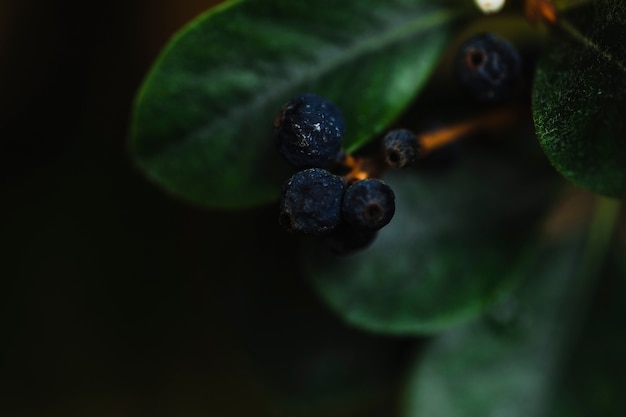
[558, 18, 626, 74]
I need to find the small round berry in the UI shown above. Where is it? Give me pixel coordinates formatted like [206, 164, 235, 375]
[279, 168, 345, 235]
[323, 224, 378, 256]
[274, 93, 344, 168]
[342, 179, 395, 231]
[455, 33, 521, 103]
[382, 129, 420, 168]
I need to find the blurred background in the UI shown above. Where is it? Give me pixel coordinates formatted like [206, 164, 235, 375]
[2, 1, 414, 416]
[3, 2, 626, 417]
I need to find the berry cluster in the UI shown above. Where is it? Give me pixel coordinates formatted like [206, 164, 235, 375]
[274, 33, 521, 255]
[275, 94, 396, 255]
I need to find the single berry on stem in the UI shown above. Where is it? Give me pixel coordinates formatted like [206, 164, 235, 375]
[455, 33, 521, 103]
[274, 93, 344, 168]
[383, 129, 420, 168]
[343, 179, 395, 231]
[279, 168, 345, 235]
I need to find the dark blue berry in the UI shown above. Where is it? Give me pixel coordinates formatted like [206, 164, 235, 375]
[342, 179, 395, 231]
[323, 224, 378, 256]
[279, 168, 345, 235]
[274, 93, 344, 168]
[383, 129, 420, 168]
[455, 33, 521, 103]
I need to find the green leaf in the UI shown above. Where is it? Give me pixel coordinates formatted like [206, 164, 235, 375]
[130, 0, 470, 208]
[550, 249, 626, 417]
[400, 198, 621, 417]
[305, 131, 558, 335]
[533, 0, 626, 198]
[400, 237, 587, 417]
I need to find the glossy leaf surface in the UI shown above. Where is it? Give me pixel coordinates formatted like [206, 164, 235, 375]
[305, 132, 557, 335]
[533, 0, 626, 197]
[130, 0, 469, 208]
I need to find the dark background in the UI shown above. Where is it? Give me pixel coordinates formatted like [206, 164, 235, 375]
[2, 2, 412, 416]
[1, 1, 416, 415]
[10, 2, 626, 417]
[1, 1, 260, 415]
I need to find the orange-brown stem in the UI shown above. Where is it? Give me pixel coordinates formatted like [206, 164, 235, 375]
[524, 0, 558, 26]
[340, 105, 527, 181]
[341, 153, 371, 183]
[418, 106, 527, 156]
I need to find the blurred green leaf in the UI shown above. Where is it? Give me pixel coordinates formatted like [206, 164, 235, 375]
[130, 0, 470, 208]
[533, 0, 626, 198]
[401, 238, 585, 417]
[305, 131, 558, 335]
[550, 250, 626, 417]
[400, 198, 621, 417]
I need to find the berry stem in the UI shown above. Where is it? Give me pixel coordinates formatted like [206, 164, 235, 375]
[341, 152, 374, 183]
[339, 105, 528, 180]
[524, 0, 558, 25]
[418, 105, 528, 156]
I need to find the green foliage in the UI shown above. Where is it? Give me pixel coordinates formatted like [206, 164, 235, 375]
[550, 252, 626, 417]
[401, 236, 588, 417]
[533, 0, 626, 197]
[127, 0, 626, 416]
[401, 198, 622, 417]
[306, 132, 557, 334]
[130, 0, 470, 208]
